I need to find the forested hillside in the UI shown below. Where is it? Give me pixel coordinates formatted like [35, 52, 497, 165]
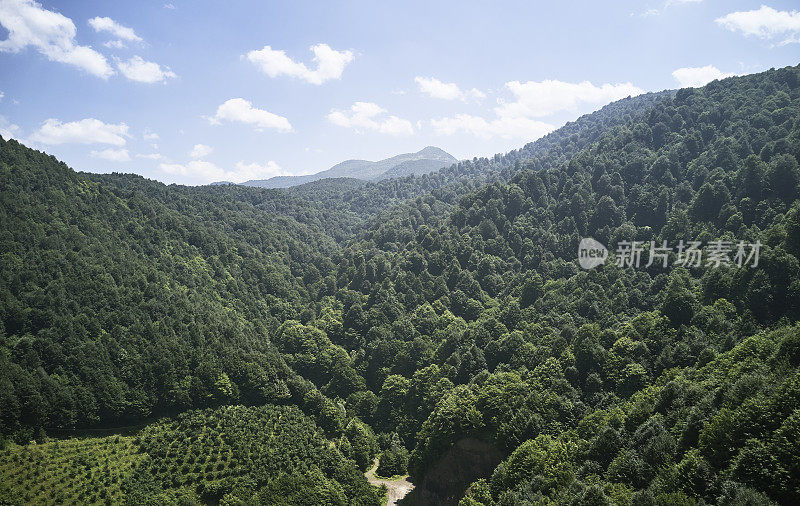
[1, 65, 799, 505]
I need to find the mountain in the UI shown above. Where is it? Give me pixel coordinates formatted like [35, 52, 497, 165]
[375, 157, 456, 180]
[2, 65, 800, 505]
[239, 146, 457, 188]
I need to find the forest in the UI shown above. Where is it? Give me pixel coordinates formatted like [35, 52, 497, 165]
[1, 64, 799, 505]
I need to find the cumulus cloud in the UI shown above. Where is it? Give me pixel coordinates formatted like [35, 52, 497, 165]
[672, 65, 735, 87]
[143, 129, 159, 141]
[30, 118, 129, 145]
[160, 159, 285, 184]
[90, 148, 130, 162]
[716, 5, 800, 45]
[0, 116, 20, 140]
[136, 152, 163, 160]
[415, 76, 484, 101]
[103, 40, 126, 49]
[246, 43, 354, 85]
[431, 79, 641, 140]
[328, 102, 413, 136]
[431, 114, 555, 140]
[117, 56, 176, 83]
[0, 0, 114, 78]
[208, 98, 292, 132]
[88, 16, 142, 42]
[190, 143, 213, 158]
[232, 161, 286, 180]
[160, 161, 220, 182]
[495, 80, 642, 118]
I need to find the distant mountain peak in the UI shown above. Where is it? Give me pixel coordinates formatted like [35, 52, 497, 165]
[238, 147, 457, 189]
[417, 146, 454, 159]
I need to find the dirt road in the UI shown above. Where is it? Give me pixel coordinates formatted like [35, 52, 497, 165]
[365, 458, 415, 505]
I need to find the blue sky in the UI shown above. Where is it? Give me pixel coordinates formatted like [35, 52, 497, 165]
[0, 0, 799, 185]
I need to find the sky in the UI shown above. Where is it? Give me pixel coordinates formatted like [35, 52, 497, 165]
[0, 0, 799, 185]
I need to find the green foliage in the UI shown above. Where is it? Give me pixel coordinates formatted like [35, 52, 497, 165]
[490, 435, 574, 497]
[3, 65, 800, 505]
[343, 418, 378, 472]
[132, 405, 380, 504]
[0, 435, 143, 504]
[376, 436, 409, 477]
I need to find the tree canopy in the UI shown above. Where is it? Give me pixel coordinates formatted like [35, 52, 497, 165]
[2, 64, 800, 505]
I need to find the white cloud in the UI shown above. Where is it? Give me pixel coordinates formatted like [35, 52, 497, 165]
[103, 40, 126, 49]
[0, 0, 114, 78]
[495, 80, 643, 118]
[30, 118, 129, 145]
[327, 102, 413, 136]
[160, 159, 285, 184]
[88, 16, 142, 42]
[232, 161, 286, 180]
[190, 143, 213, 158]
[136, 152, 163, 160]
[431, 114, 555, 140]
[208, 98, 292, 132]
[160, 161, 219, 182]
[246, 43, 354, 85]
[164, 3, 176, 10]
[0, 91, 4, 100]
[716, 6, 800, 45]
[0, 116, 20, 140]
[639, 0, 701, 18]
[143, 129, 159, 141]
[90, 148, 130, 162]
[672, 65, 735, 87]
[117, 56, 176, 83]
[415, 76, 485, 101]
[0, 126, 19, 140]
[431, 78, 641, 140]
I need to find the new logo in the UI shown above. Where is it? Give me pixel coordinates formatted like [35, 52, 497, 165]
[578, 237, 608, 269]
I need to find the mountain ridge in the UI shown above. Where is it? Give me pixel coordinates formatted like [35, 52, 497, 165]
[235, 146, 457, 189]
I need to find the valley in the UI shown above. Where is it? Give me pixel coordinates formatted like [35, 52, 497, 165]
[1, 65, 800, 505]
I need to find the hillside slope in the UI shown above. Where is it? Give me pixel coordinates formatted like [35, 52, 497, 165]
[2, 65, 800, 505]
[0, 139, 354, 435]
[333, 65, 800, 504]
[0, 405, 382, 504]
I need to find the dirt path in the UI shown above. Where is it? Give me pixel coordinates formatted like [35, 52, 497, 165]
[365, 458, 414, 505]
